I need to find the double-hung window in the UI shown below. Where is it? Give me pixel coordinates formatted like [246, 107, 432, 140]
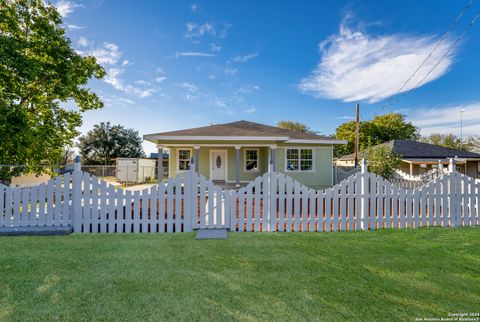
[177, 149, 191, 171]
[244, 149, 259, 171]
[286, 148, 313, 171]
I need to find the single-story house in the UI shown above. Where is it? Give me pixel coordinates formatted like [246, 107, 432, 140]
[336, 139, 480, 178]
[144, 120, 346, 189]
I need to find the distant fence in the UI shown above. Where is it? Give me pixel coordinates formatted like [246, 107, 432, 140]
[391, 168, 447, 189]
[0, 159, 479, 233]
[333, 166, 360, 185]
[2, 163, 169, 188]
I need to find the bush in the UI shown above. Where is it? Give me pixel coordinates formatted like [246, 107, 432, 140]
[364, 146, 401, 179]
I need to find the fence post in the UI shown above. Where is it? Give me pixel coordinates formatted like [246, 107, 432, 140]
[448, 158, 455, 173]
[72, 156, 82, 232]
[183, 170, 192, 232]
[447, 158, 457, 227]
[360, 158, 368, 230]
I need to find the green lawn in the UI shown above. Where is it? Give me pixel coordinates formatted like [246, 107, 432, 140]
[1, 228, 479, 321]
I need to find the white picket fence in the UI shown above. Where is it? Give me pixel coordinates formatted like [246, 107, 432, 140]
[0, 173, 72, 228]
[1, 159, 479, 233]
[227, 170, 479, 232]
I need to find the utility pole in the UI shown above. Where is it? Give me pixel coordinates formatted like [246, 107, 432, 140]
[460, 109, 465, 150]
[354, 103, 360, 167]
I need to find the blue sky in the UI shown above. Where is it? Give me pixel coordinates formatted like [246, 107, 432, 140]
[55, 0, 480, 154]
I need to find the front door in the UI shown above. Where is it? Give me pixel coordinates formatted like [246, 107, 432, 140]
[211, 150, 227, 181]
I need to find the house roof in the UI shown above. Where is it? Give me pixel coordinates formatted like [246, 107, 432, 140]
[339, 140, 480, 160]
[144, 120, 346, 144]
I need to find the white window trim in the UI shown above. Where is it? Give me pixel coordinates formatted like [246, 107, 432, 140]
[244, 148, 260, 172]
[284, 147, 315, 172]
[176, 148, 192, 172]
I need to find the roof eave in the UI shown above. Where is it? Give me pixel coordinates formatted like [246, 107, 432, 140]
[143, 135, 290, 142]
[285, 139, 347, 145]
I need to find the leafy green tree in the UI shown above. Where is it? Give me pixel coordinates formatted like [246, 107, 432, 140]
[371, 113, 420, 143]
[0, 0, 104, 183]
[364, 145, 401, 179]
[420, 133, 463, 150]
[276, 121, 319, 134]
[334, 113, 419, 157]
[78, 122, 145, 165]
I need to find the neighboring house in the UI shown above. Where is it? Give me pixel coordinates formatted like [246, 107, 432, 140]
[144, 120, 346, 189]
[336, 140, 480, 178]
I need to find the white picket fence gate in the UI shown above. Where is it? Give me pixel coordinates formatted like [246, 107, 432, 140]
[1, 160, 479, 233]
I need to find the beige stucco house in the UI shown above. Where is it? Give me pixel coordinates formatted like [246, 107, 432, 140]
[144, 120, 346, 189]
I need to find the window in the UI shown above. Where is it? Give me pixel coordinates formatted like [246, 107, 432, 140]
[286, 148, 313, 171]
[177, 149, 191, 171]
[245, 149, 259, 171]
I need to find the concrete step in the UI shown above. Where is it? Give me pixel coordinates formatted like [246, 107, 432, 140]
[0, 226, 73, 236]
[195, 228, 228, 240]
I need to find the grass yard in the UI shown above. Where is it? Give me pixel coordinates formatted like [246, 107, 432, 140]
[0, 228, 479, 321]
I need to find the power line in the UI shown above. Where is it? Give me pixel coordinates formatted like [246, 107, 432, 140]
[394, 0, 474, 96]
[412, 10, 480, 90]
[377, 0, 476, 114]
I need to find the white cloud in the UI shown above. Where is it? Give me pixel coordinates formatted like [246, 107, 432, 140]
[213, 98, 227, 108]
[219, 23, 232, 39]
[224, 66, 238, 76]
[233, 52, 258, 63]
[77, 36, 89, 48]
[210, 43, 222, 52]
[77, 41, 161, 99]
[185, 22, 216, 38]
[118, 97, 135, 105]
[221, 108, 235, 115]
[134, 80, 151, 86]
[244, 107, 256, 114]
[173, 82, 201, 101]
[89, 42, 122, 65]
[335, 115, 355, 120]
[105, 68, 157, 98]
[66, 24, 85, 30]
[54, 0, 83, 17]
[191, 4, 198, 12]
[299, 17, 456, 103]
[102, 95, 135, 105]
[174, 82, 198, 92]
[154, 67, 167, 83]
[175, 51, 216, 57]
[235, 84, 260, 95]
[408, 102, 480, 136]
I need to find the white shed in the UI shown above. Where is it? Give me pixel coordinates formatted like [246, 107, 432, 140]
[116, 158, 156, 183]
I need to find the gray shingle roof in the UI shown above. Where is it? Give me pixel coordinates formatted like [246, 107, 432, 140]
[145, 120, 336, 141]
[339, 140, 480, 160]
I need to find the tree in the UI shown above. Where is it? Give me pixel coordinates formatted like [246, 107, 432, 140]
[0, 0, 105, 184]
[364, 145, 401, 179]
[334, 113, 419, 157]
[421, 133, 463, 150]
[78, 122, 145, 165]
[276, 121, 319, 134]
[59, 147, 76, 166]
[465, 135, 480, 153]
